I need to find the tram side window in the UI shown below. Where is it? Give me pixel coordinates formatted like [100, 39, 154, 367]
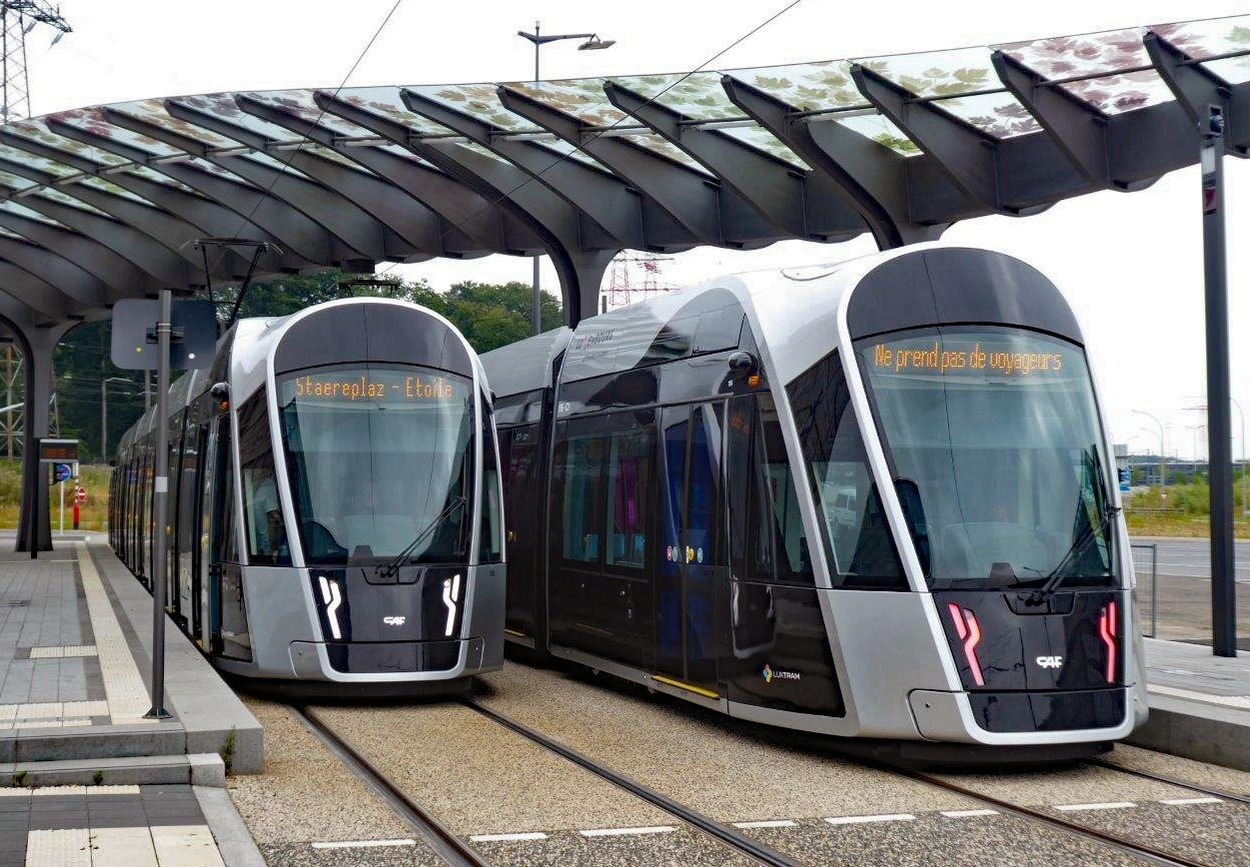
[788, 351, 906, 589]
[236, 390, 290, 567]
[605, 425, 653, 571]
[553, 426, 606, 564]
[477, 403, 503, 565]
[728, 394, 813, 584]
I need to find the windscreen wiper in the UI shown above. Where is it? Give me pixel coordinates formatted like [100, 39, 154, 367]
[1025, 504, 1121, 606]
[375, 495, 467, 579]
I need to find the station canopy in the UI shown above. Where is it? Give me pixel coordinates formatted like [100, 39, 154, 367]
[0, 13, 1247, 332]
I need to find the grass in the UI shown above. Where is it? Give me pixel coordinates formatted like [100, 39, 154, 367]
[0, 459, 112, 532]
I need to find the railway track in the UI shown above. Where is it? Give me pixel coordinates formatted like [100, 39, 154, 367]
[291, 689, 1238, 867]
[288, 704, 492, 867]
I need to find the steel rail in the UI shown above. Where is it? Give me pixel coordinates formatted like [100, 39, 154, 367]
[829, 750, 1214, 867]
[1085, 758, 1250, 807]
[289, 704, 493, 867]
[461, 698, 804, 867]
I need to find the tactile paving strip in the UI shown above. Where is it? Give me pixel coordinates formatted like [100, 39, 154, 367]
[28, 646, 99, 660]
[74, 543, 156, 725]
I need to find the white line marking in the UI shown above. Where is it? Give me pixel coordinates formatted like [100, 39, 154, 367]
[469, 832, 549, 843]
[310, 839, 417, 849]
[733, 820, 797, 829]
[940, 809, 999, 818]
[579, 826, 677, 838]
[825, 814, 916, 825]
[1055, 802, 1136, 812]
[1160, 797, 1223, 806]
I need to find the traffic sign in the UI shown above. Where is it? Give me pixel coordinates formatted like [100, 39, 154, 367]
[52, 463, 71, 484]
[75, 486, 87, 505]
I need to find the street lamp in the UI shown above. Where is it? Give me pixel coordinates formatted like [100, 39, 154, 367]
[1186, 399, 1248, 516]
[517, 21, 615, 335]
[1131, 410, 1167, 489]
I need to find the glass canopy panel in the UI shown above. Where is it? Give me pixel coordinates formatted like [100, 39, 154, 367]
[109, 99, 238, 149]
[50, 109, 184, 158]
[126, 164, 207, 196]
[35, 187, 111, 216]
[241, 90, 378, 139]
[857, 47, 1001, 98]
[333, 87, 446, 136]
[930, 92, 1041, 137]
[6, 120, 129, 167]
[718, 126, 809, 168]
[616, 133, 712, 174]
[534, 137, 608, 169]
[76, 175, 153, 204]
[835, 113, 923, 156]
[998, 29, 1175, 115]
[607, 71, 743, 121]
[725, 60, 869, 111]
[1153, 16, 1250, 60]
[0, 171, 34, 192]
[0, 144, 76, 179]
[0, 200, 63, 226]
[505, 79, 629, 127]
[405, 84, 542, 133]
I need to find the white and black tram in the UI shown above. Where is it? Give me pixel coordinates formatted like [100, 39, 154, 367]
[109, 297, 506, 693]
[483, 244, 1146, 753]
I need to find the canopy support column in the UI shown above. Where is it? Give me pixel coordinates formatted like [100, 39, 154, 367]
[15, 325, 65, 554]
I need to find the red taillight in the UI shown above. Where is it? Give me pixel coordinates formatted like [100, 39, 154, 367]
[947, 602, 985, 687]
[1099, 601, 1118, 684]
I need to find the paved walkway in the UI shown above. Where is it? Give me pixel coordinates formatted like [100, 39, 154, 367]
[0, 784, 225, 867]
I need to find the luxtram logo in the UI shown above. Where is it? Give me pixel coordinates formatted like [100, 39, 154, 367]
[762, 664, 801, 684]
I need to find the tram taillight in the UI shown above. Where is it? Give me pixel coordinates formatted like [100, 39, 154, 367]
[946, 603, 985, 687]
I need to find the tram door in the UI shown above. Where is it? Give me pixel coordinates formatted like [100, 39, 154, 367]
[655, 403, 723, 691]
[501, 425, 540, 637]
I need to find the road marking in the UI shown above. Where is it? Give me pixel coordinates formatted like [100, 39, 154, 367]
[1055, 802, 1136, 812]
[940, 809, 999, 818]
[1160, 797, 1223, 806]
[25, 828, 90, 867]
[733, 820, 797, 829]
[825, 814, 916, 825]
[311, 839, 417, 849]
[580, 826, 677, 837]
[469, 832, 548, 842]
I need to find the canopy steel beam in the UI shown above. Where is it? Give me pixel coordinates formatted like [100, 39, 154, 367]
[0, 234, 108, 309]
[852, 65, 1092, 214]
[993, 51, 1197, 191]
[174, 96, 440, 261]
[47, 118, 337, 266]
[403, 88, 694, 253]
[720, 75, 950, 248]
[603, 80, 867, 243]
[100, 106, 380, 268]
[317, 89, 616, 323]
[231, 96, 498, 258]
[499, 85, 771, 248]
[1145, 32, 1250, 158]
[306, 92, 542, 255]
[0, 259, 78, 321]
[0, 129, 313, 272]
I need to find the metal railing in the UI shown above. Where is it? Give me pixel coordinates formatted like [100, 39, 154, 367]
[1130, 542, 1159, 638]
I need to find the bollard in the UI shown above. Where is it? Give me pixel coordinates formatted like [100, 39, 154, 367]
[72, 502, 80, 531]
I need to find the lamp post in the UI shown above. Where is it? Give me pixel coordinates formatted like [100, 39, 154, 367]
[1132, 410, 1167, 489]
[517, 21, 614, 335]
[101, 376, 132, 462]
[1185, 399, 1248, 516]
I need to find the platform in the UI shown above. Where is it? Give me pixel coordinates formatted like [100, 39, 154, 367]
[1132, 636, 1250, 770]
[0, 534, 262, 788]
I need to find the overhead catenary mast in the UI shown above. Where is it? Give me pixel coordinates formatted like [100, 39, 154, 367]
[0, 1, 70, 123]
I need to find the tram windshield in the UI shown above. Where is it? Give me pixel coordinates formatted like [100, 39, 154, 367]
[856, 327, 1117, 590]
[277, 364, 474, 566]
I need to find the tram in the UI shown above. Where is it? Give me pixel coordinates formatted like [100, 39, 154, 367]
[109, 297, 505, 693]
[483, 244, 1146, 753]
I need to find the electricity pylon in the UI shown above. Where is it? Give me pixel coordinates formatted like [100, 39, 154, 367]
[1, 1, 70, 122]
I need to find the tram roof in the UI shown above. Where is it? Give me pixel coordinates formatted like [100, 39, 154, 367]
[0, 14, 1247, 335]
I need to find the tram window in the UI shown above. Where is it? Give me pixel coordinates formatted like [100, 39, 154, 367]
[237, 389, 290, 567]
[788, 351, 906, 589]
[478, 404, 503, 565]
[605, 425, 653, 571]
[553, 427, 606, 564]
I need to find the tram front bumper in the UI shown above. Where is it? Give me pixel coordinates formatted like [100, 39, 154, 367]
[288, 636, 486, 682]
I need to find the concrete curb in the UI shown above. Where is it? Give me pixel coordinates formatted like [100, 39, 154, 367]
[1128, 694, 1250, 771]
[87, 539, 264, 774]
[195, 785, 267, 867]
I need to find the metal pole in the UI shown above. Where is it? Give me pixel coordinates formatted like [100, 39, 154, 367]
[144, 369, 150, 412]
[532, 21, 542, 337]
[100, 379, 107, 463]
[1201, 110, 1237, 657]
[146, 288, 173, 717]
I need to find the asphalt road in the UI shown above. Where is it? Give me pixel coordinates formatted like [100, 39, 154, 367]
[1129, 537, 1250, 583]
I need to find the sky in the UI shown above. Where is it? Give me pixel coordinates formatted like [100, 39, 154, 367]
[25, 0, 1250, 458]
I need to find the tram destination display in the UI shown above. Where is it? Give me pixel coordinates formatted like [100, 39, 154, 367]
[288, 371, 460, 403]
[868, 335, 1072, 378]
